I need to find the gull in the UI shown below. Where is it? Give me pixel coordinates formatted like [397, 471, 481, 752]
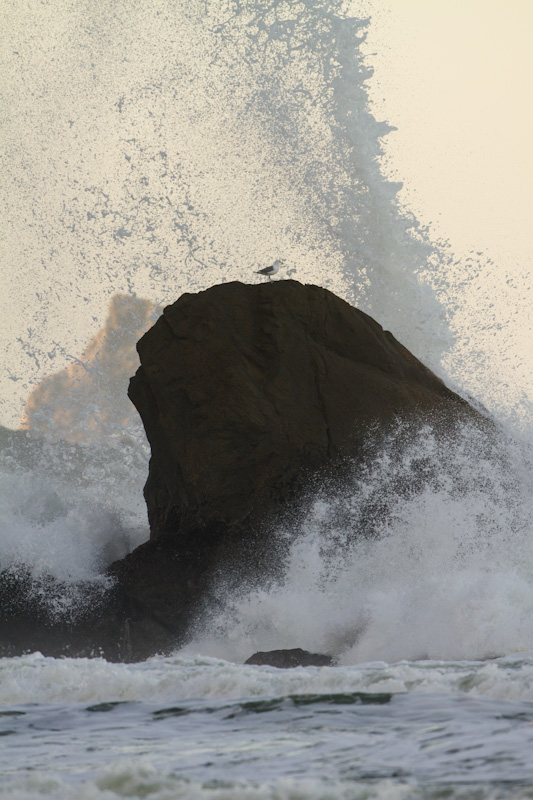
[255, 259, 285, 281]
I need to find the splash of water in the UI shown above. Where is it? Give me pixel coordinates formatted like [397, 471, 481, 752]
[186, 421, 533, 663]
[2, 0, 451, 429]
[1, 0, 532, 653]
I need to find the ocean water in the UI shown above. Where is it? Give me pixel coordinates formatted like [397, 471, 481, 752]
[2, 0, 533, 797]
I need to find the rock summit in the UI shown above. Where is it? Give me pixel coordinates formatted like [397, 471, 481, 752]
[128, 280, 475, 543]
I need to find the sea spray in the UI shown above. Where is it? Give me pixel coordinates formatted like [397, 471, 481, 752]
[2, 0, 451, 430]
[0, 430, 148, 616]
[1, 0, 453, 617]
[186, 419, 533, 664]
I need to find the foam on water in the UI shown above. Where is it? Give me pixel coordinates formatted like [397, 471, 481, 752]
[5, 649, 533, 706]
[1, 769, 524, 800]
[5, 652, 533, 796]
[0, 769, 505, 800]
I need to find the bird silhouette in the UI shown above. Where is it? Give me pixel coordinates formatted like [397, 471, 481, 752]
[255, 259, 285, 280]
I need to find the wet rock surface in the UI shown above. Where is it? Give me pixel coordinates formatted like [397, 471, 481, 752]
[0, 281, 488, 661]
[245, 648, 335, 668]
[128, 280, 475, 541]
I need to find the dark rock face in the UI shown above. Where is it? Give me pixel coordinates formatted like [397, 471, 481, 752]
[245, 648, 334, 668]
[0, 281, 487, 661]
[129, 280, 474, 542]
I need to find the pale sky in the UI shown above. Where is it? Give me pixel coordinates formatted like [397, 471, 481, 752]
[364, 0, 533, 265]
[361, 0, 533, 422]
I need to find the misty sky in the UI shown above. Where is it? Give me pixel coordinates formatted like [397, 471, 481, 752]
[1, 0, 532, 429]
[366, 0, 533, 267]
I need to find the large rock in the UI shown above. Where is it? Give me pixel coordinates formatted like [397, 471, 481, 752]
[128, 280, 477, 542]
[0, 281, 487, 661]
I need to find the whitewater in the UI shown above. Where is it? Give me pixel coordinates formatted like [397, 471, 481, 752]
[2, 0, 533, 797]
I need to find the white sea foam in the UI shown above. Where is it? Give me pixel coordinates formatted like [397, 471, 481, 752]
[0, 767, 495, 800]
[5, 650, 533, 706]
[2, 768, 522, 800]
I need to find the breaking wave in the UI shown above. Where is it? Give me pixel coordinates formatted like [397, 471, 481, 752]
[1, 0, 532, 663]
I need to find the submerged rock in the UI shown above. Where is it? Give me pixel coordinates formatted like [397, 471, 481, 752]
[245, 648, 334, 668]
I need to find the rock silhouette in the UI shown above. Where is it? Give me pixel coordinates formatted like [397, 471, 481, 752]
[128, 280, 477, 541]
[0, 281, 488, 661]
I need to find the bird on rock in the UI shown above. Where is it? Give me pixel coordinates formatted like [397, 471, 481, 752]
[255, 259, 285, 280]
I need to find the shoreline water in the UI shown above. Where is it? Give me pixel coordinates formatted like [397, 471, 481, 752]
[3, 652, 533, 798]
